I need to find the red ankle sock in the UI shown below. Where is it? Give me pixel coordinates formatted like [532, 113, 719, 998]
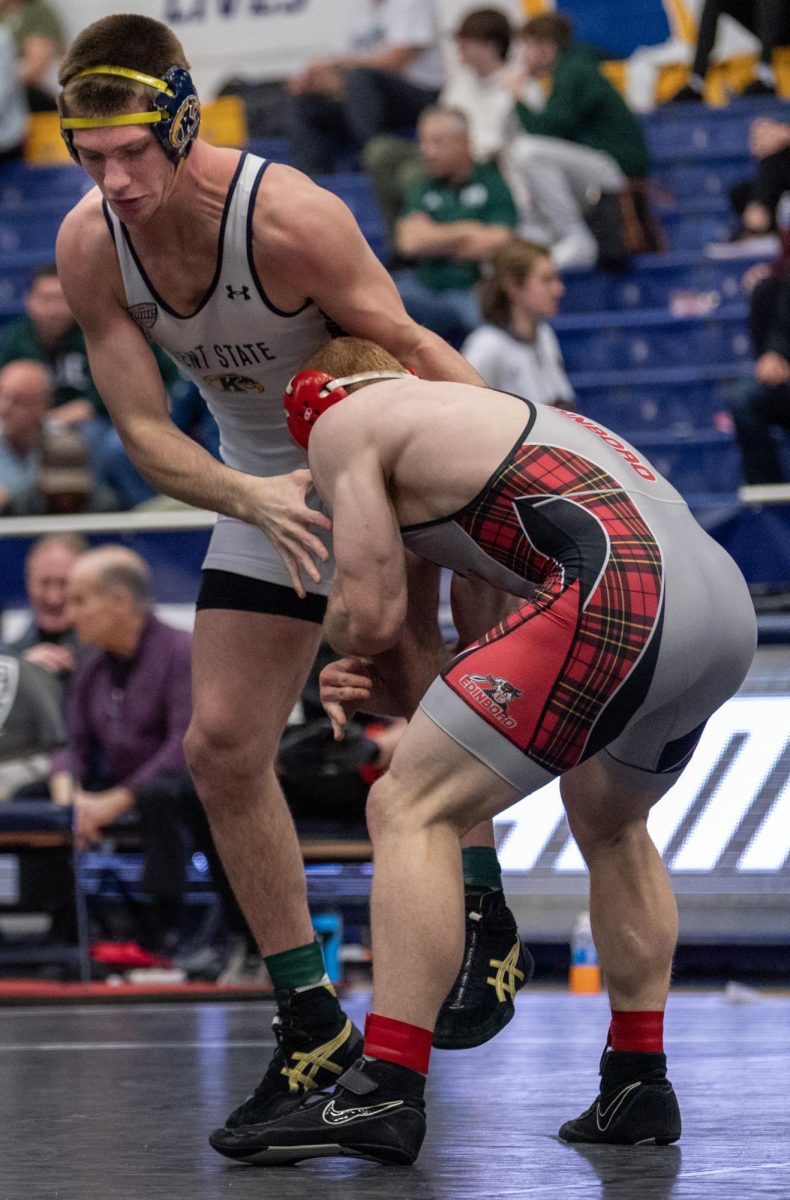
[364, 1012, 432, 1074]
[609, 1010, 664, 1053]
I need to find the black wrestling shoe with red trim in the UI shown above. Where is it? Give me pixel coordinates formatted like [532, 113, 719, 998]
[210, 983, 363, 1146]
[559, 1048, 682, 1146]
[209, 1056, 426, 1166]
[433, 887, 533, 1049]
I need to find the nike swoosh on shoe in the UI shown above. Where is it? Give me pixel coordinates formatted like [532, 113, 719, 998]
[595, 1081, 642, 1132]
[321, 1099, 404, 1126]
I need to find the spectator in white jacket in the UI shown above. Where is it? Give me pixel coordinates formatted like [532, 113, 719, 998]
[462, 237, 575, 409]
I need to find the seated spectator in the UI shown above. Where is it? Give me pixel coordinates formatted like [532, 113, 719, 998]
[0, 532, 86, 682]
[0, 20, 27, 165]
[2, 422, 118, 516]
[0, 265, 112, 434]
[669, 0, 790, 103]
[505, 13, 651, 270]
[461, 237, 575, 408]
[0, 360, 115, 515]
[0, 0, 65, 112]
[0, 653, 65, 801]
[48, 546, 251, 960]
[0, 358, 57, 508]
[706, 119, 790, 259]
[730, 263, 790, 485]
[0, 264, 197, 509]
[287, 0, 443, 175]
[0, 533, 85, 799]
[364, 7, 520, 242]
[393, 106, 518, 345]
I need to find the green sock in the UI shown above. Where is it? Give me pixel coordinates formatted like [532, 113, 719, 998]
[462, 846, 503, 892]
[264, 939, 328, 991]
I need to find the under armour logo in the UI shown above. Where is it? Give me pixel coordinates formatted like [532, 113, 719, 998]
[226, 284, 251, 301]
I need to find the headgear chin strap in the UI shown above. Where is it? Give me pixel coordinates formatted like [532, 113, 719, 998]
[60, 65, 201, 164]
[284, 369, 413, 451]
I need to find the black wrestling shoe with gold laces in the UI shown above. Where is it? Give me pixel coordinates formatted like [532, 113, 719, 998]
[209, 982, 363, 1149]
[433, 887, 533, 1050]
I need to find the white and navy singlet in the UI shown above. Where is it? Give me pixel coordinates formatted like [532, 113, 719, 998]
[105, 152, 335, 592]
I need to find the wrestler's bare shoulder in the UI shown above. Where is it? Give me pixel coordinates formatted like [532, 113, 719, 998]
[57, 188, 116, 272]
[251, 161, 350, 253]
[56, 188, 125, 319]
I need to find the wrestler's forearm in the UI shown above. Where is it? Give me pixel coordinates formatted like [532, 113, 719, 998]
[403, 325, 486, 386]
[114, 417, 294, 527]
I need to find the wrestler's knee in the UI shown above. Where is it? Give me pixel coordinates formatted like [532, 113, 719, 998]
[365, 772, 422, 843]
[184, 706, 277, 793]
[560, 759, 654, 858]
[569, 808, 648, 867]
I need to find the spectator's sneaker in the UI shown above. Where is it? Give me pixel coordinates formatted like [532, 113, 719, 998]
[559, 1049, 682, 1146]
[210, 983, 363, 1145]
[433, 888, 534, 1050]
[667, 83, 703, 103]
[209, 1056, 426, 1166]
[740, 79, 776, 98]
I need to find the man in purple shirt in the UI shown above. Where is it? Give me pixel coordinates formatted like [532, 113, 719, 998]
[49, 544, 234, 953]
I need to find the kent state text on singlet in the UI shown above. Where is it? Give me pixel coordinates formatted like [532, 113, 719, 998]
[105, 152, 334, 590]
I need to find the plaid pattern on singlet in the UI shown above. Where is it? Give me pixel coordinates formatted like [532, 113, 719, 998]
[449, 443, 664, 773]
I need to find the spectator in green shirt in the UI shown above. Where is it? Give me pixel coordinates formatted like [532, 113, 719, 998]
[505, 13, 650, 270]
[0, 263, 112, 424]
[393, 106, 518, 346]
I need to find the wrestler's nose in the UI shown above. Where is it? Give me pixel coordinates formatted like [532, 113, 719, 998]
[104, 157, 132, 194]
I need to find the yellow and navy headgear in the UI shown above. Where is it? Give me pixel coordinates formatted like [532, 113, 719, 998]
[60, 65, 200, 165]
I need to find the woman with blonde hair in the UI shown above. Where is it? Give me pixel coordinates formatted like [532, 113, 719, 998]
[462, 237, 575, 409]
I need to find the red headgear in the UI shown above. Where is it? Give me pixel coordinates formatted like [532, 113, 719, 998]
[284, 368, 413, 450]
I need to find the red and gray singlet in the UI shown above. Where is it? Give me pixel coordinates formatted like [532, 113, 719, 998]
[406, 406, 756, 794]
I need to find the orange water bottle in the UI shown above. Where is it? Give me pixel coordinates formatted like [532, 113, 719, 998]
[569, 910, 602, 993]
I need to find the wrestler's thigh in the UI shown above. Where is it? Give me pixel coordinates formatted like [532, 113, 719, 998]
[379, 707, 521, 837]
[191, 607, 323, 752]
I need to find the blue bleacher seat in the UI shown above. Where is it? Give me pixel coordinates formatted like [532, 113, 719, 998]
[0, 211, 63, 255]
[629, 429, 742, 495]
[553, 304, 751, 373]
[643, 95, 789, 148]
[0, 161, 89, 208]
[315, 171, 388, 261]
[0, 253, 47, 310]
[561, 251, 755, 315]
[245, 136, 292, 164]
[657, 206, 733, 251]
[574, 362, 751, 435]
[651, 156, 753, 202]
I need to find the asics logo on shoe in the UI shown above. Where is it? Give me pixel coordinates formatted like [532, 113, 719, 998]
[280, 1020, 355, 1095]
[487, 941, 526, 1002]
[321, 1098, 404, 1126]
[595, 1081, 642, 1132]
